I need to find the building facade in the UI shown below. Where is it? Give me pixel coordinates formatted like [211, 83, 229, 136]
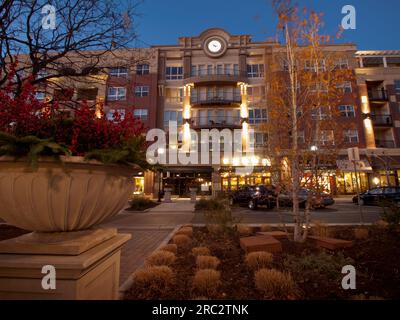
[29, 29, 400, 197]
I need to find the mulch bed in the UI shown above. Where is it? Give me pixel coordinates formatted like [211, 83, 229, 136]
[0, 224, 29, 242]
[125, 225, 400, 300]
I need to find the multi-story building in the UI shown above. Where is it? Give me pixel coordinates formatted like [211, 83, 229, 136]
[355, 50, 400, 188]
[152, 28, 364, 196]
[26, 29, 400, 197]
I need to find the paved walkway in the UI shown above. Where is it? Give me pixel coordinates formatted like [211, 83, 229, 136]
[100, 199, 195, 289]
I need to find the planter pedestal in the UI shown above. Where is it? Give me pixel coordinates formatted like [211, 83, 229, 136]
[164, 189, 172, 203]
[189, 189, 197, 203]
[0, 228, 130, 300]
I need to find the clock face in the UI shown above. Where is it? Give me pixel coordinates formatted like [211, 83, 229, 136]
[208, 40, 222, 53]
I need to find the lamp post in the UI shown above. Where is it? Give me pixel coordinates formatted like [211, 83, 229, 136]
[311, 145, 319, 192]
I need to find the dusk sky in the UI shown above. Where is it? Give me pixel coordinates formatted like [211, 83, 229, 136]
[135, 0, 400, 50]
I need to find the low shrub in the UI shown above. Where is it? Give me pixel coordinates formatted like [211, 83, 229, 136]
[379, 200, 400, 229]
[192, 269, 221, 297]
[176, 227, 193, 237]
[172, 235, 192, 250]
[354, 228, 369, 240]
[145, 251, 176, 267]
[255, 269, 296, 300]
[192, 247, 211, 257]
[284, 251, 354, 283]
[207, 224, 225, 235]
[132, 266, 174, 292]
[236, 224, 252, 236]
[204, 209, 239, 237]
[195, 198, 227, 212]
[245, 252, 273, 271]
[160, 244, 178, 255]
[196, 256, 220, 270]
[128, 197, 158, 212]
[375, 219, 389, 229]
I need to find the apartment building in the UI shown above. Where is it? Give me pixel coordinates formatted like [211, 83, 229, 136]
[152, 28, 366, 196]
[27, 29, 400, 197]
[355, 50, 400, 188]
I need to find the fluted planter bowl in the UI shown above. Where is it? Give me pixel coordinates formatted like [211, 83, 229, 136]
[0, 156, 138, 232]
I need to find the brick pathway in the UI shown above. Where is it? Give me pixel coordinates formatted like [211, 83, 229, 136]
[100, 200, 195, 290]
[118, 228, 173, 285]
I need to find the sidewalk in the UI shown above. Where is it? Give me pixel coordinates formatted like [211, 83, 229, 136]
[101, 199, 195, 289]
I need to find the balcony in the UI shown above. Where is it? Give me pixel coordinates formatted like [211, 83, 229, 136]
[191, 93, 241, 106]
[190, 117, 242, 129]
[184, 68, 248, 86]
[368, 89, 388, 101]
[375, 140, 396, 148]
[371, 114, 393, 126]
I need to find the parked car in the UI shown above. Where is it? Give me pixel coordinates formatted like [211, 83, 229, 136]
[229, 185, 277, 210]
[278, 189, 335, 209]
[353, 187, 400, 206]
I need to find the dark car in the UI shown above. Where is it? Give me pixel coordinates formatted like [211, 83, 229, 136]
[353, 187, 400, 206]
[278, 189, 335, 209]
[230, 185, 277, 210]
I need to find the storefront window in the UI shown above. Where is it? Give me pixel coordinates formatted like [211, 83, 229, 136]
[133, 177, 144, 195]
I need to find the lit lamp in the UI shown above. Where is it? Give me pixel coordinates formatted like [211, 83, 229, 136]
[373, 177, 380, 186]
[311, 145, 318, 152]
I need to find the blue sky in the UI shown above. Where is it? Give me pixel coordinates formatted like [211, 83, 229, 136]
[135, 0, 400, 50]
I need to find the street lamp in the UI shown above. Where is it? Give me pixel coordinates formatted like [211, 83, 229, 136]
[311, 145, 319, 192]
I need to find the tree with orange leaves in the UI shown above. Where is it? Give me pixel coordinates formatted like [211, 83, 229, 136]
[267, 0, 357, 242]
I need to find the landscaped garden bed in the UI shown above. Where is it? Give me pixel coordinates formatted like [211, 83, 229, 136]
[124, 224, 400, 300]
[126, 197, 160, 212]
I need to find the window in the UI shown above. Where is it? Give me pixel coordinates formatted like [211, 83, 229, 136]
[254, 133, 268, 148]
[338, 82, 352, 93]
[109, 67, 128, 77]
[395, 80, 400, 93]
[166, 66, 183, 80]
[247, 64, 264, 78]
[310, 83, 328, 93]
[107, 109, 126, 121]
[248, 86, 266, 102]
[35, 91, 46, 101]
[249, 109, 268, 124]
[134, 109, 148, 121]
[339, 105, 356, 118]
[107, 87, 126, 101]
[335, 59, 349, 70]
[344, 129, 359, 143]
[167, 88, 183, 103]
[233, 64, 239, 75]
[305, 60, 326, 72]
[311, 106, 331, 120]
[320, 130, 335, 146]
[135, 86, 149, 97]
[136, 64, 150, 75]
[164, 111, 183, 128]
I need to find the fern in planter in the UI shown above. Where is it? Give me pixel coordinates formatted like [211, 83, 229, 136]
[0, 132, 70, 168]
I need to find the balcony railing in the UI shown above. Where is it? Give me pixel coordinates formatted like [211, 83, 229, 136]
[371, 114, 393, 126]
[375, 140, 396, 148]
[190, 117, 242, 129]
[191, 94, 241, 106]
[368, 89, 388, 101]
[184, 68, 248, 85]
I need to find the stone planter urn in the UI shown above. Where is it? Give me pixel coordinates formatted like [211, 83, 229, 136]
[0, 156, 137, 300]
[164, 187, 173, 203]
[189, 187, 198, 203]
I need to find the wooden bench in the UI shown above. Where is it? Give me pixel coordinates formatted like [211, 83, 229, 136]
[308, 236, 353, 251]
[240, 235, 282, 254]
